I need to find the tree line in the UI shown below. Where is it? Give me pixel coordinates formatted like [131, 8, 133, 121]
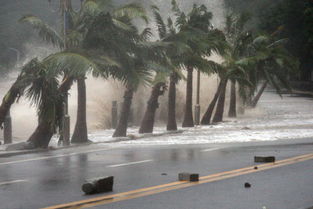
[225, 0, 313, 81]
[0, 0, 298, 149]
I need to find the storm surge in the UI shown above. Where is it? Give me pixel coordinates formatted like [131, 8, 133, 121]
[0, 0, 227, 141]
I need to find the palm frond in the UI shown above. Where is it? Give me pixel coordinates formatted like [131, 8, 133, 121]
[111, 18, 135, 31]
[43, 52, 100, 77]
[151, 5, 167, 39]
[167, 18, 176, 35]
[19, 15, 64, 48]
[171, 0, 182, 15]
[113, 3, 148, 24]
[267, 38, 288, 48]
[252, 35, 270, 47]
[140, 28, 153, 41]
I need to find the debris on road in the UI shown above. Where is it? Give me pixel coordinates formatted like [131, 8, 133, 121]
[244, 182, 251, 188]
[178, 173, 199, 182]
[254, 156, 275, 163]
[82, 176, 114, 195]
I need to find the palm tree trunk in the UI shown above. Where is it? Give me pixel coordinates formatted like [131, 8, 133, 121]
[212, 79, 228, 123]
[182, 66, 194, 127]
[167, 73, 177, 131]
[27, 120, 54, 148]
[139, 82, 166, 134]
[113, 85, 134, 137]
[201, 79, 224, 125]
[228, 81, 237, 117]
[71, 77, 88, 143]
[0, 86, 20, 127]
[250, 81, 268, 108]
[27, 77, 74, 148]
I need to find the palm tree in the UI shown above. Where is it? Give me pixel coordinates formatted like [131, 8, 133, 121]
[211, 55, 251, 123]
[167, 72, 179, 130]
[149, 5, 191, 132]
[228, 80, 237, 117]
[243, 35, 299, 107]
[112, 40, 168, 137]
[138, 5, 182, 134]
[0, 0, 143, 148]
[169, 1, 227, 128]
[84, 12, 166, 138]
[202, 13, 252, 124]
[0, 59, 43, 127]
[200, 78, 225, 124]
[0, 50, 115, 148]
[138, 3, 226, 133]
[26, 51, 118, 148]
[225, 13, 252, 118]
[20, 0, 149, 144]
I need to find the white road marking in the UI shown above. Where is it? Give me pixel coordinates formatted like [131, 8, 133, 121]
[0, 179, 28, 186]
[200, 148, 221, 152]
[107, 159, 153, 168]
[0, 148, 112, 165]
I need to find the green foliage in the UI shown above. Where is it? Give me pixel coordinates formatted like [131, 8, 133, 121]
[19, 15, 64, 49]
[258, 0, 313, 80]
[113, 3, 148, 24]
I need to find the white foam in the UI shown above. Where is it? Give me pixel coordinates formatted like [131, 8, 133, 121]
[76, 92, 313, 146]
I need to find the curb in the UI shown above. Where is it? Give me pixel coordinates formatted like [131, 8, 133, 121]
[0, 130, 184, 158]
[0, 149, 47, 158]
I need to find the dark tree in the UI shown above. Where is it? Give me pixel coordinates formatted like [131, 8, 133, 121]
[71, 77, 88, 143]
[182, 66, 194, 127]
[139, 82, 166, 134]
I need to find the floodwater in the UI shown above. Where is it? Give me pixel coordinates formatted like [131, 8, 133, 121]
[50, 91, 313, 146]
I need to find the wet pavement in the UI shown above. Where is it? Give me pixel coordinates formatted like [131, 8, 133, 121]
[0, 91, 313, 209]
[1, 138, 313, 209]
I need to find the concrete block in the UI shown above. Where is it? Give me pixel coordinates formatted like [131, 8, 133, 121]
[82, 176, 114, 195]
[254, 156, 275, 163]
[178, 173, 199, 182]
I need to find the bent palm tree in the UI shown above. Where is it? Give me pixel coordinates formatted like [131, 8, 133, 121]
[138, 5, 182, 134]
[0, 50, 116, 148]
[20, 0, 149, 144]
[0, 59, 42, 127]
[169, 1, 227, 128]
[242, 35, 299, 107]
[83, 10, 163, 137]
[202, 13, 252, 124]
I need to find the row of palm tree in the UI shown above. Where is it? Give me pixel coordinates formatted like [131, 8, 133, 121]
[0, 0, 298, 149]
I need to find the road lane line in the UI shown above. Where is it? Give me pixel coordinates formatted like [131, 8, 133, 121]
[107, 160, 153, 168]
[200, 148, 221, 152]
[0, 148, 112, 165]
[0, 179, 28, 186]
[43, 152, 313, 209]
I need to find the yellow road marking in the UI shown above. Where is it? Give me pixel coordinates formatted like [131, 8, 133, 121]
[43, 153, 313, 209]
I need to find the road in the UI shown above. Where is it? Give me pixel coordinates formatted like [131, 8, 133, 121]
[1, 138, 313, 209]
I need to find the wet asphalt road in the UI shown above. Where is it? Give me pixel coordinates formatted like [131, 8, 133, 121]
[1, 138, 313, 209]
